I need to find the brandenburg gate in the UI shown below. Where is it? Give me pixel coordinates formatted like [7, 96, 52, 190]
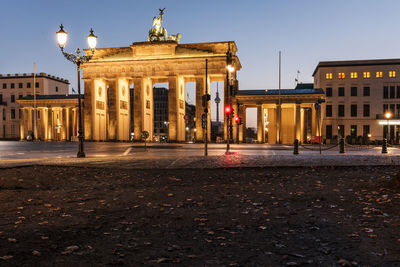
[82, 9, 240, 142]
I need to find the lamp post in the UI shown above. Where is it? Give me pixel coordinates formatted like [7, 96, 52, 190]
[56, 24, 98, 158]
[385, 112, 392, 142]
[225, 43, 234, 153]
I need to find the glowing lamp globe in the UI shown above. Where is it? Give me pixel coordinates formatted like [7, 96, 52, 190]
[87, 28, 98, 50]
[56, 24, 68, 49]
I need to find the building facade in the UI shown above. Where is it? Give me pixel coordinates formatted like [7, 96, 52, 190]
[314, 59, 400, 143]
[0, 73, 69, 139]
[81, 41, 240, 142]
[235, 85, 325, 144]
[17, 95, 79, 141]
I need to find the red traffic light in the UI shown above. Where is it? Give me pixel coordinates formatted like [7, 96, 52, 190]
[234, 116, 240, 124]
[225, 105, 232, 114]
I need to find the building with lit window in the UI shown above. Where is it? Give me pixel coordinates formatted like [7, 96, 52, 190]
[0, 73, 69, 139]
[313, 59, 400, 143]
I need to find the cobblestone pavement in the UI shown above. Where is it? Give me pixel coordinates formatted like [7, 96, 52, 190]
[0, 142, 400, 169]
[0, 166, 399, 266]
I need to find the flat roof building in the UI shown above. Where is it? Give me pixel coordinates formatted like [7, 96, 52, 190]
[313, 58, 400, 143]
[0, 73, 69, 139]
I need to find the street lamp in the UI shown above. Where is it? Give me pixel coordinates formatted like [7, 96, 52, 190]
[56, 24, 98, 158]
[385, 112, 392, 141]
[225, 44, 234, 153]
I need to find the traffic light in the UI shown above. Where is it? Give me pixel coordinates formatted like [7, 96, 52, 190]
[202, 113, 207, 129]
[225, 105, 232, 115]
[202, 94, 211, 108]
[234, 116, 241, 124]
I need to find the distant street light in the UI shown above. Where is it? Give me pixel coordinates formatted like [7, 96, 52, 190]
[56, 24, 98, 158]
[385, 112, 392, 141]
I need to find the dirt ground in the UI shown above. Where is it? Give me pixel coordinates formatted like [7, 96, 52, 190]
[0, 165, 399, 266]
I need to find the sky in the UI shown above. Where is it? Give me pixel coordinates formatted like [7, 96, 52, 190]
[1, 0, 400, 127]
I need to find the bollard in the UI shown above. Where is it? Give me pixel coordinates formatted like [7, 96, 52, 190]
[339, 137, 345, 153]
[294, 139, 299, 155]
[382, 138, 388, 154]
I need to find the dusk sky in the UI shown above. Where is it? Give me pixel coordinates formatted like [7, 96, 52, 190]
[1, 0, 400, 127]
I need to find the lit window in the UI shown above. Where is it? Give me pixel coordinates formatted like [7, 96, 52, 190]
[326, 73, 333, 80]
[389, 71, 396, 78]
[338, 73, 345, 79]
[350, 72, 358, 79]
[363, 72, 370, 78]
[376, 71, 383, 78]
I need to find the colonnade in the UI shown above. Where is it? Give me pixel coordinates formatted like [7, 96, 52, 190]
[19, 106, 79, 141]
[83, 75, 229, 142]
[236, 103, 321, 144]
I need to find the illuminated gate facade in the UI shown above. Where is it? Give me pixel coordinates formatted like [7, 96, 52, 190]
[82, 41, 241, 141]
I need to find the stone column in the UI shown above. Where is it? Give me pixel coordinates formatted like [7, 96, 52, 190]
[257, 105, 265, 143]
[238, 105, 246, 143]
[83, 79, 93, 140]
[107, 79, 117, 140]
[27, 108, 32, 133]
[276, 104, 281, 144]
[267, 107, 277, 144]
[311, 105, 317, 136]
[117, 78, 131, 141]
[302, 108, 309, 143]
[133, 78, 143, 141]
[168, 76, 185, 142]
[195, 77, 204, 141]
[133, 77, 153, 141]
[295, 104, 301, 141]
[43, 108, 48, 141]
[169, 76, 178, 141]
[74, 108, 78, 138]
[47, 109, 52, 140]
[232, 102, 238, 143]
[67, 107, 72, 141]
[19, 108, 25, 140]
[60, 108, 66, 141]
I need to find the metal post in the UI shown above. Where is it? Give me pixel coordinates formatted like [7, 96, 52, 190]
[229, 88, 233, 143]
[318, 108, 321, 154]
[33, 63, 37, 141]
[226, 46, 230, 153]
[278, 51, 281, 144]
[339, 137, 345, 153]
[77, 63, 85, 158]
[236, 121, 239, 144]
[204, 59, 208, 156]
[382, 138, 388, 154]
[294, 139, 299, 155]
[387, 118, 390, 144]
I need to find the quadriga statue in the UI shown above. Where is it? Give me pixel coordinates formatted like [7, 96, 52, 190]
[148, 8, 181, 44]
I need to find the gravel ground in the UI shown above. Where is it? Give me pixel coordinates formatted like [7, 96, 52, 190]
[0, 165, 399, 266]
